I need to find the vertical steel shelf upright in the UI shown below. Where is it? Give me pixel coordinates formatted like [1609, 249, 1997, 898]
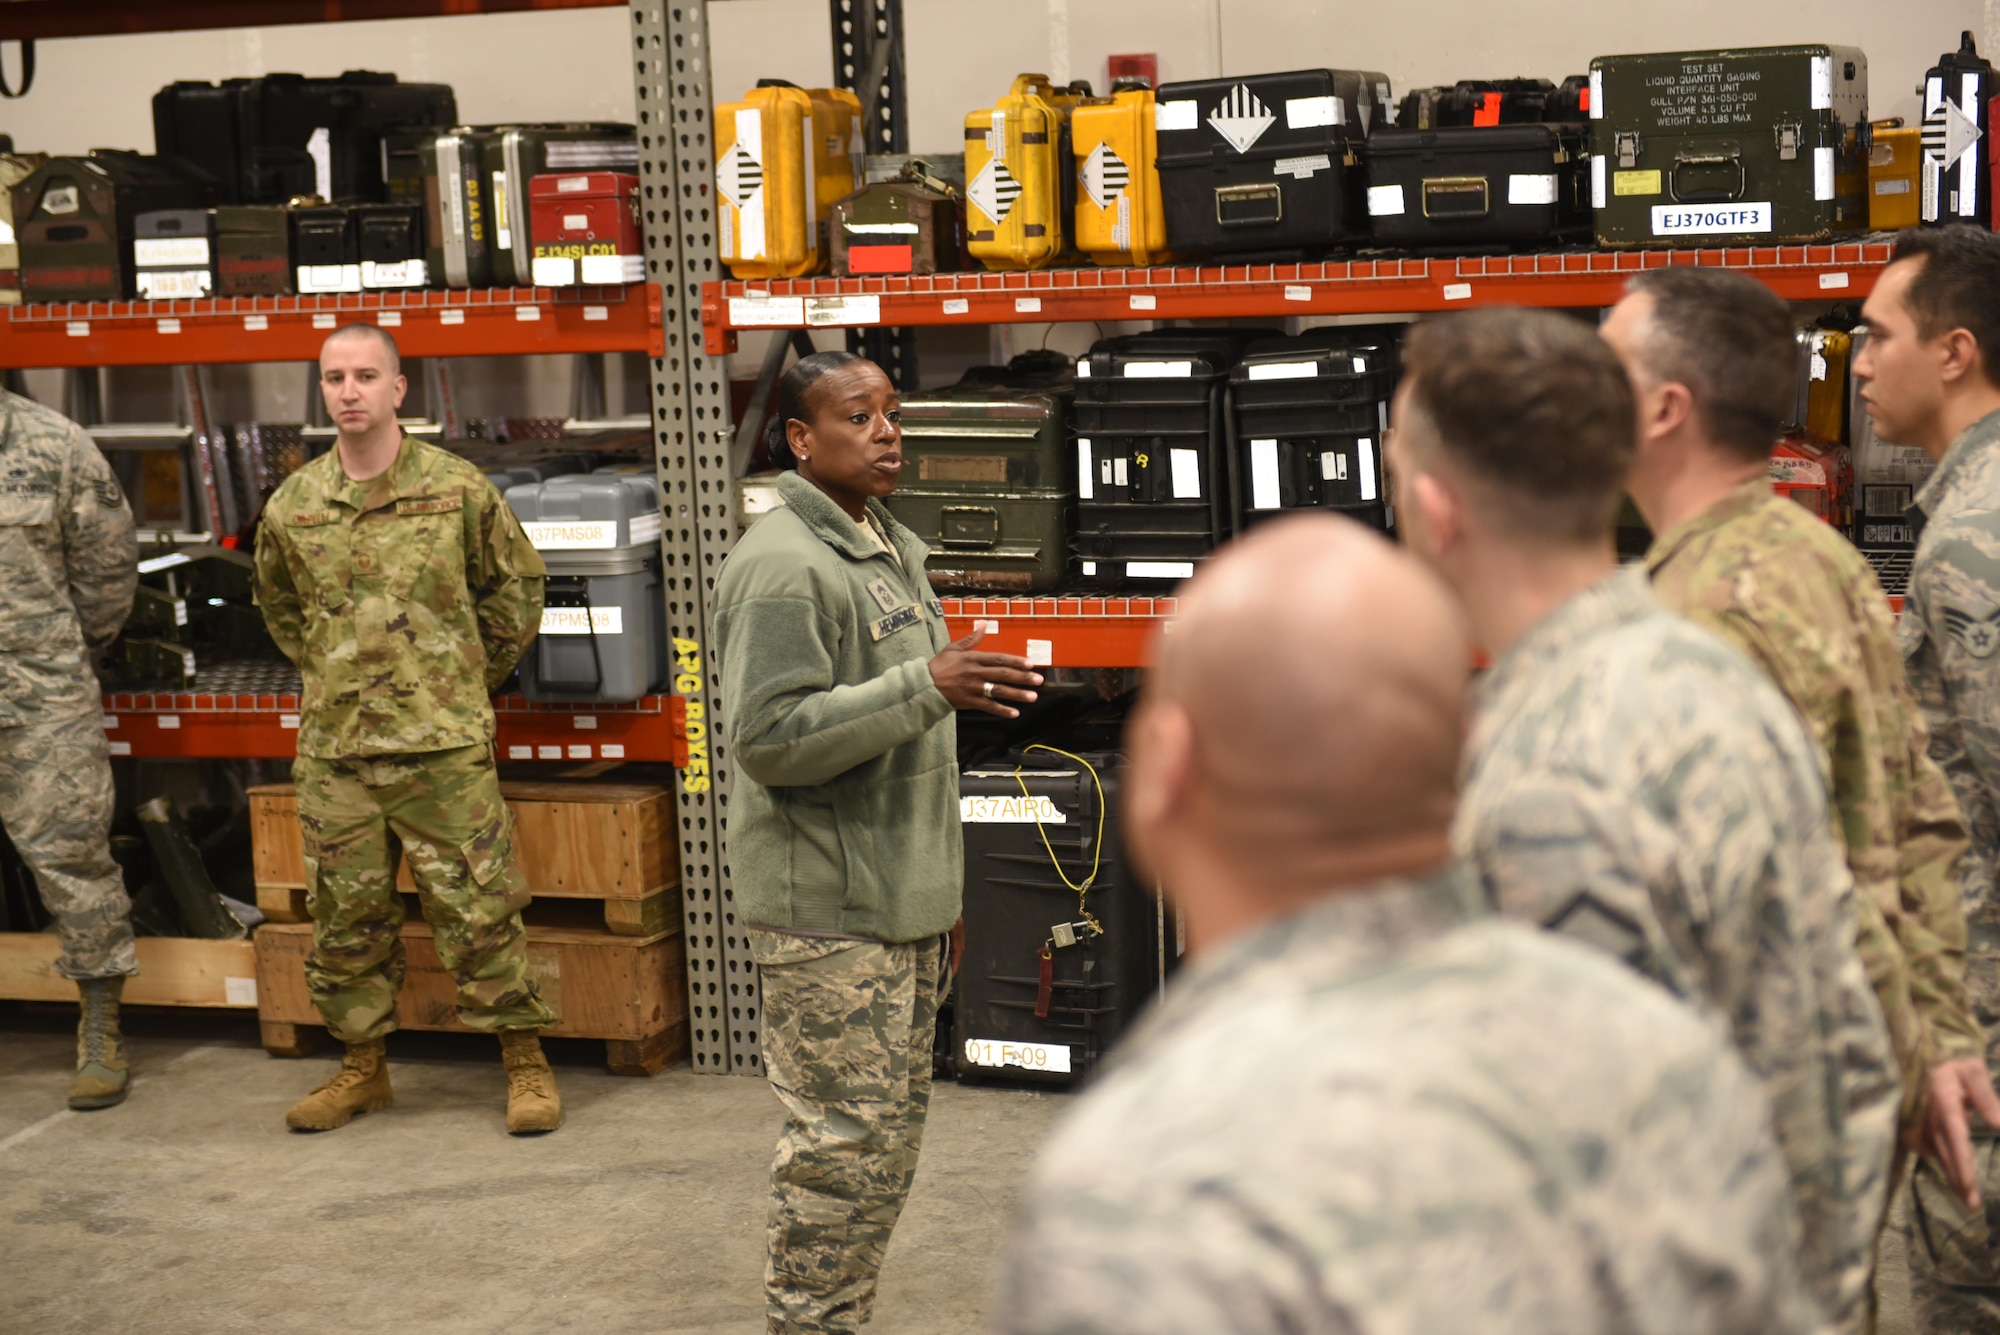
[631, 0, 760, 1074]
[832, 0, 919, 388]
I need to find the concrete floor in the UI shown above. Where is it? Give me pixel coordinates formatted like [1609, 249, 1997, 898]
[0, 1004, 1064, 1334]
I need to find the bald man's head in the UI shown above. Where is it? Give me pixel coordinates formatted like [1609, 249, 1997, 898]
[1125, 515, 1468, 926]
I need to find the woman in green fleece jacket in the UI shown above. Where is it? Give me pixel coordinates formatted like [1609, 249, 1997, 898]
[714, 350, 1043, 1333]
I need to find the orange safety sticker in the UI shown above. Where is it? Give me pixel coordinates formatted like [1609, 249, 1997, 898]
[1474, 92, 1502, 126]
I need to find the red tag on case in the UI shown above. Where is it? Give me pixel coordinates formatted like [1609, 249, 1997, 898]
[1474, 92, 1503, 126]
[1035, 948, 1053, 1019]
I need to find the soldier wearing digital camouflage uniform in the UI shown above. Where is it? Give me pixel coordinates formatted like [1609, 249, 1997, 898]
[253, 324, 561, 1136]
[1603, 270, 1998, 1242]
[0, 388, 139, 1111]
[1389, 308, 1897, 1333]
[999, 514, 1825, 1335]
[715, 351, 1042, 1335]
[1856, 226, 2000, 1330]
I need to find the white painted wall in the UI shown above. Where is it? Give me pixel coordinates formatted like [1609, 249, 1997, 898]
[0, 0, 1992, 405]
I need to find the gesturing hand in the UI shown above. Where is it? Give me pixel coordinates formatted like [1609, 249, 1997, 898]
[929, 628, 1042, 718]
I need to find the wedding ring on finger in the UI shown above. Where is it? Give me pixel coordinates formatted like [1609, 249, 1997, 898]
[983, 681, 995, 699]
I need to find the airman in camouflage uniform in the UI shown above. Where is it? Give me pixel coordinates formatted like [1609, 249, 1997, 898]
[1000, 514, 1824, 1335]
[1602, 269, 1990, 1243]
[1390, 309, 1896, 1333]
[0, 389, 139, 1111]
[255, 324, 559, 1135]
[1859, 228, 2000, 1329]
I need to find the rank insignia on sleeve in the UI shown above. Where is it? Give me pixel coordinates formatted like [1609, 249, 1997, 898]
[1943, 603, 2000, 658]
[95, 477, 124, 509]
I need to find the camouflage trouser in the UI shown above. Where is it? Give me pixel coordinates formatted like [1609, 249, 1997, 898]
[752, 929, 951, 1335]
[0, 710, 135, 980]
[294, 744, 555, 1043]
[1895, 1136, 2000, 1332]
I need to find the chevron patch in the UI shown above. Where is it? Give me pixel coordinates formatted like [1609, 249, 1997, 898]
[967, 156, 1023, 225]
[1080, 142, 1131, 210]
[1208, 84, 1276, 154]
[718, 139, 764, 211]
[1944, 602, 2000, 658]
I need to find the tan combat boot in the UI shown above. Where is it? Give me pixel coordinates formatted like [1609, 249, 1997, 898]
[69, 976, 130, 1111]
[499, 1030, 563, 1134]
[285, 1039, 393, 1131]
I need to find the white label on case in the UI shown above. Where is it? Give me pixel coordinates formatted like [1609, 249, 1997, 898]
[1814, 146, 1836, 202]
[1285, 95, 1340, 129]
[1591, 153, 1607, 209]
[1810, 55, 1833, 110]
[1875, 179, 1912, 196]
[41, 185, 78, 215]
[1507, 173, 1558, 205]
[1321, 450, 1347, 482]
[1274, 153, 1332, 179]
[1651, 202, 1773, 236]
[1170, 448, 1202, 499]
[1367, 184, 1406, 216]
[138, 272, 208, 301]
[1589, 69, 1604, 119]
[1127, 561, 1194, 579]
[1123, 360, 1193, 378]
[224, 977, 258, 1006]
[307, 126, 333, 200]
[523, 520, 618, 550]
[961, 1037, 1071, 1072]
[1077, 440, 1094, 499]
[1156, 99, 1199, 132]
[134, 237, 210, 266]
[1250, 438, 1280, 510]
[541, 606, 625, 635]
[1359, 439, 1378, 501]
[1247, 361, 1317, 381]
[1113, 458, 1129, 488]
[1075, 359, 1090, 377]
[563, 213, 590, 231]
[628, 512, 662, 545]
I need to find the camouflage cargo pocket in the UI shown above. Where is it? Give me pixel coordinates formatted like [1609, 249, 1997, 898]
[1913, 1147, 2000, 1287]
[461, 812, 530, 916]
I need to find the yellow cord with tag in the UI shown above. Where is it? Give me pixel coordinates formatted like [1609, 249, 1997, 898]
[1013, 744, 1106, 936]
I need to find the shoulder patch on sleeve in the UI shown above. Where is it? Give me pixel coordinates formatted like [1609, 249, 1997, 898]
[395, 496, 464, 516]
[96, 476, 124, 509]
[1942, 601, 2000, 659]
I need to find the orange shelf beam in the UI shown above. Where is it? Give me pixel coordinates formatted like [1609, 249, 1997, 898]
[703, 243, 1890, 355]
[100, 692, 689, 765]
[0, 0, 627, 41]
[942, 596, 1174, 669]
[0, 285, 663, 369]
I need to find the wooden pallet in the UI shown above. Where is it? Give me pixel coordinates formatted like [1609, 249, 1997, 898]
[253, 902, 688, 1075]
[247, 780, 677, 937]
[0, 932, 260, 1007]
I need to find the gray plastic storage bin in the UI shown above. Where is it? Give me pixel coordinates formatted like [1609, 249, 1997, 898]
[504, 473, 666, 703]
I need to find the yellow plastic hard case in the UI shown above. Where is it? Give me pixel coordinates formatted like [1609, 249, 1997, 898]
[715, 81, 862, 279]
[1070, 82, 1174, 267]
[1867, 120, 1921, 231]
[964, 74, 1079, 271]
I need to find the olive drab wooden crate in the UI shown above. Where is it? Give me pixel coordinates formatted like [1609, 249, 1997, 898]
[1070, 81, 1174, 267]
[715, 81, 862, 279]
[964, 74, 1080, 271]
[1588, 46, 1869, 247]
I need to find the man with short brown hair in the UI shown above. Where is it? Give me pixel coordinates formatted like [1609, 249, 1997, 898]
[1391, 306, 1897, 1332]
[1604, 266, 1995, 1228]
[1857, 223, 2000, 1326]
